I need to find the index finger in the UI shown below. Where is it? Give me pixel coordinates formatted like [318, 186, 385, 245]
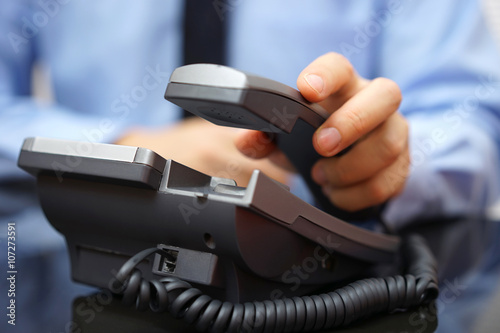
[313, 77, 402, 157]
[297, 52, 367, 109]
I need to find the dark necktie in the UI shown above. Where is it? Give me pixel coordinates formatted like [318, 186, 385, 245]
[183, 0, 228, 66]
[182, 0, 227, 118]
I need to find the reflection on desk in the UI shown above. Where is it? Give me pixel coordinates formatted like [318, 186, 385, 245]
[72, 293, 437, 333]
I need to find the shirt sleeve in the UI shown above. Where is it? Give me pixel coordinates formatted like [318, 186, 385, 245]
[373, 0, 500, 229]
[0, 2, 132, 183]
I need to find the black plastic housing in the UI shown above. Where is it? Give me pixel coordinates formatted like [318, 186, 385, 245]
[18, 137, 400, 302]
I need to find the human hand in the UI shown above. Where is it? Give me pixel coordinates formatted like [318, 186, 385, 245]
[116, 117, 290, 187]
[236, 52, 410, 211]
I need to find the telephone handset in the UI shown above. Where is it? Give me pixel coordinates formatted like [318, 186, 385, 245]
[164, 63, 377, 220]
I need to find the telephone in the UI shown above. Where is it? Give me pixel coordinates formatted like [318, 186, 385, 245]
[17, 64, 438, 332]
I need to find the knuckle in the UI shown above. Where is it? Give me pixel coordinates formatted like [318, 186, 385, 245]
[395, 165, 410, 184]
[400, 120, 409, 141]
[367, 179, 391, 204]
[337, 54, 355, 77]
[201, 149, 216, 167]
[199, 142, 219, 165]
[340, 204, 359, 213]
[344, 105, 366, 136]
[325, 52, 354, 75]
[390, 172, 407, 198]
[380, 135, 405, 162]
[332, 165, 352, 186]
[400, 114, 409, 132]
[326, 52, 348, 64]
[395, 113, 410, 137]
[393, 182, 406, 197]
[328, 189, 357, 212]
[397, 163, 411, 189]
[373, 77, 402, 107]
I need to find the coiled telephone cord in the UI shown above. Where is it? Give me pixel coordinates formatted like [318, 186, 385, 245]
[112, 234, 438, 332]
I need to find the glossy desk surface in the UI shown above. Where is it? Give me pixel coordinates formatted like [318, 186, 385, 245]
[72, 293, 437, 333]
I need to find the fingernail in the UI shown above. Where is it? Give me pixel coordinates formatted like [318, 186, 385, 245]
[305, 74, 324, 94]
[312, 165, 327, 185]
[316, 127, 341, 155]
